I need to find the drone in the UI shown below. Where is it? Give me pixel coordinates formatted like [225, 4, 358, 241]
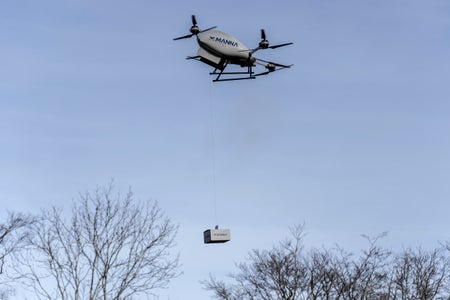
[174, 15, 293, 82]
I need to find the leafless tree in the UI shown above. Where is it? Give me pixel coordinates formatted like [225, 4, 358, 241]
[389, 247, 449, 299]
[204, 226, 450, 300]
[204, 225, 308, 300]
[306, 247, 338, 300]
[329, 233, 391, 299]
[0, 212, 34, 299]
[14, 184, 179, 300]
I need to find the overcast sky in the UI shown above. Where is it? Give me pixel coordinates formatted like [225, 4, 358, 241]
[1, 1, 450, 299]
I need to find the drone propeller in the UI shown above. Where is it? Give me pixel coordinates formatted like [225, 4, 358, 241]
[259, 29, 268, 48]
[257, 29, 293, 50]
[173, 15, 217, 41]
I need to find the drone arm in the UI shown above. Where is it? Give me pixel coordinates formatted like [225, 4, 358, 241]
[255, 58, 293, 72]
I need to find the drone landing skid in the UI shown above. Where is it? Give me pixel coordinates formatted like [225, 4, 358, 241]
[210, 61, 257, 82]
[187, 56, 283, 82]
[210, 67, 274, 82]
[211, 70, 255, 82]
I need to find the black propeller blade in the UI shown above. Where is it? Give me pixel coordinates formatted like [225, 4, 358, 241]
[173, 15, 216, 41]
[261, 29, 266, 40]
[268, 42, 294, 49]
[173, 33, 194, 41]
[200, 26, 217, 32]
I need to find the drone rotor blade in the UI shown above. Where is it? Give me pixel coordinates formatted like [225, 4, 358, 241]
[173, 33, 194, 40]
[174, 13, 216, 41]
[261, 29, 266, 40]
[268, 42, 294, 49]
[199, 26, 217, 33]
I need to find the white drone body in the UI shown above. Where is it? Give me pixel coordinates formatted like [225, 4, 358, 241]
[196, 29, 253, 69]
[174, 15, 293, 82]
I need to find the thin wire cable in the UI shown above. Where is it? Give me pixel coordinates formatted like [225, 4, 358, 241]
[208, 83, 218, 226]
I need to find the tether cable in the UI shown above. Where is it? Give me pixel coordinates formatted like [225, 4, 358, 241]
[208, 83, 218, 226]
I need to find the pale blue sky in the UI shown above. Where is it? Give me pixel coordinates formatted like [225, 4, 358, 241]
[1, 1, 450, 299]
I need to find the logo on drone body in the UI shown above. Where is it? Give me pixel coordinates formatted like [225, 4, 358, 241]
[209, 36, 239, 47]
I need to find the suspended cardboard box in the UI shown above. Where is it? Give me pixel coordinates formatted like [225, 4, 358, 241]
[204, 228, 230, 244]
